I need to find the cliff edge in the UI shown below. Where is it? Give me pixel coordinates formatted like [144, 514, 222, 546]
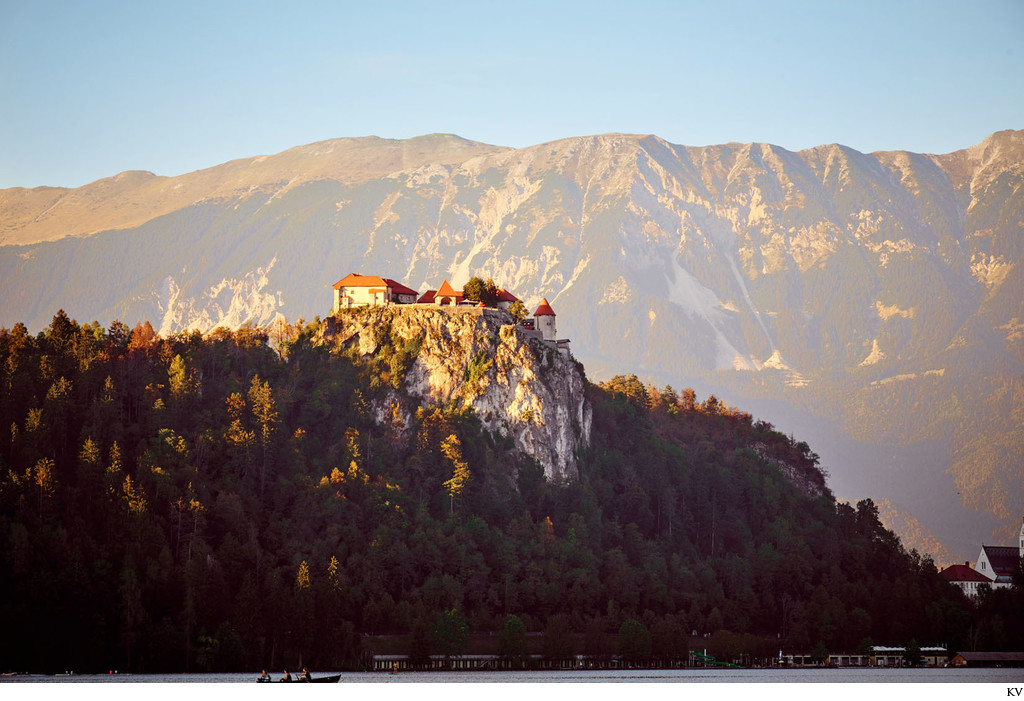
[322, 305, 591, 480]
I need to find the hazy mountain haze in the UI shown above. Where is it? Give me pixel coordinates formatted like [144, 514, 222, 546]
[2, 129, 1022, 562]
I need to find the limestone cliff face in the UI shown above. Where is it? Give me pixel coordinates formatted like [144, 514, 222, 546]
[322, 305, 591, 480]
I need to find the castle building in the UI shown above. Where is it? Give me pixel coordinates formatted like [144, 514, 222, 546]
[417, 279, 465, 305]
[332, 273, 419, 311]
[974, 517, 1024, 590]
[495, 288, 520, 311]
[534, 298, 556, 341]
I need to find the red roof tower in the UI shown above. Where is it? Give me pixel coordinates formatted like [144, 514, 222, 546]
[534, 298, 555, 317]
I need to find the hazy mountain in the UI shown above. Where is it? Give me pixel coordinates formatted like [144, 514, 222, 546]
[2, 129, 1022, 561]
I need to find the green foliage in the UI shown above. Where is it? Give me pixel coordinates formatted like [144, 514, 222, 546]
[498, 614, 527, 665]
[810, 640, 829, 665]
[507, 300, 528, 323]
[432, 608, 468, 661]
[463, 349, 492, 386]
[441, 434, 471, 514]
[0, 314, 1012, 675]
[618, 618, 652, 661]
[463, 276, 498, 306]
[904, 638, 922, 666]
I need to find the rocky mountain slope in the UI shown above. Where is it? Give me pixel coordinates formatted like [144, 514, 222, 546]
[320, 304, 590, 480]
[2, 129, 1022, 560]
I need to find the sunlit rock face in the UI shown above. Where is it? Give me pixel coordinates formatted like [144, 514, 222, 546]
[321, 305, 590, 481]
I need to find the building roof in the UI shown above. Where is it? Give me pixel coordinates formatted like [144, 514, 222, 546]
[981, 545, 1021, 576]
[334, 273, 387, 289]
[333, 274, 418, 297]
[496, 288, 519, 303]
[437, 279, 462, 298]
[953, 652, 1024, 662]
[940, 564, 992, 583]
[383, 278, 418, 296]
[417, 290, 437, 304]
[534, 298, 556, 316]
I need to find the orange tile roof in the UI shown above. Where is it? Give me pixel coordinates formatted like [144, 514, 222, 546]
[496, 288, 519, 303]
[437, 279, 462, 297]
[333, 273, 387, 289]
[333, 273, 418, 296]
[534, 298, 555, 316]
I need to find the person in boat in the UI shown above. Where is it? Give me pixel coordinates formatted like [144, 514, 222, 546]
[259, 670, 270, 682]
[301, 668, 311, 681]
[280, 670, 291, 682]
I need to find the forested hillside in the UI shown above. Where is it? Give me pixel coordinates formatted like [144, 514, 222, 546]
[5, 132, 1023, 559]
[1, 312, 1020, 673]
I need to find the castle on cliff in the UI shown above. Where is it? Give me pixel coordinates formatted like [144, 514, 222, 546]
[331, 273, 569, 352]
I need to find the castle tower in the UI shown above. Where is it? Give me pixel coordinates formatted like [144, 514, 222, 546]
[534, 298, 556, 341]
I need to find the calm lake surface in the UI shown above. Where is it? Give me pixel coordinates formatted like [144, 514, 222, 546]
[3, 668, 1021, 682]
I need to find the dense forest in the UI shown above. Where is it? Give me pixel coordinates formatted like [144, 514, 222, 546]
[1, 311, 1021, 673]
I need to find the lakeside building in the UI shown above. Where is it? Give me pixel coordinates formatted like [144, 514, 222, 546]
[366, 645, 954, 671]
[974, 517, 1024, 590]
[780, 645, 947, 668]
[950, 652, 1024, 667]
[939, 562, 993, 598]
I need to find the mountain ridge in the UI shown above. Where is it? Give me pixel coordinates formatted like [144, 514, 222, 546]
[0, 133, 507, 246]
[5, 130, 1020, 247]
[1, 128, 1022, 561]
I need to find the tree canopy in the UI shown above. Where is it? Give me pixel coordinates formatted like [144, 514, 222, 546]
[463, 277, 499, 306]
[0, 311, 1018, 672]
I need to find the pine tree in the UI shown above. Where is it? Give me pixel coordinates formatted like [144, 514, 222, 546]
[248, 376, 278, 501]
[441, 434, 470, 514]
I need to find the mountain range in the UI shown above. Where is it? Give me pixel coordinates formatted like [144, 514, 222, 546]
[2, 129, 1022, 561]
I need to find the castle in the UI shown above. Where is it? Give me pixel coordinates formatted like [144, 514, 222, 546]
[331, 273, 569, 351]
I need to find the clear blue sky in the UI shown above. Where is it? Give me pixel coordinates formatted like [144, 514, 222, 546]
[1, 0, 1022, 189]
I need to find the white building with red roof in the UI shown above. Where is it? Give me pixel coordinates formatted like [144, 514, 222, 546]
[534, 298, 557, 341]
[332, 273, 419, 311]
[971, 517, 1023, 590]
[495, 288, 520, 311]
[939, 562, 993, 598]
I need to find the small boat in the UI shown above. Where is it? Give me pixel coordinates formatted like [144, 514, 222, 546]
[257, 673, 341, 683]
[306, 674, 341, 683]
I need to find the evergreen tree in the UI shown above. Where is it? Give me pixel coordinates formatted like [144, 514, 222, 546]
[499, 614, 527, 667]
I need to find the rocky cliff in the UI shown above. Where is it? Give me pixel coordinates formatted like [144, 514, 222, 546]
[321, 305, 591, 480]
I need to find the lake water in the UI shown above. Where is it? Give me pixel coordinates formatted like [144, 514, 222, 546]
[2, 667, 1020, 682]
[3, 668, 1021, 701]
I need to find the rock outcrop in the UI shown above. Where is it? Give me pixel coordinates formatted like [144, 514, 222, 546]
[322, 305, 591, 480]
